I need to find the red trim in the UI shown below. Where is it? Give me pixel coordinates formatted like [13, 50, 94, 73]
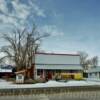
[35, 52, 80, 56]
[35, 64, 81, 65]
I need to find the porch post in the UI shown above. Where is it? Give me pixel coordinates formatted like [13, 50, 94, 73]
[34, 69, 37, 80]
[42, 69, 45, 79]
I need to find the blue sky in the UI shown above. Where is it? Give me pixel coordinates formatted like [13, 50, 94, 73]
[0, 0, 100, 58]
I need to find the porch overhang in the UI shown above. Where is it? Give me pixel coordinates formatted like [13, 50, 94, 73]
[35, 64, 83, 70]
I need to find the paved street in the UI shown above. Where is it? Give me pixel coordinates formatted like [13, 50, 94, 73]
[0, 91, 100, 100]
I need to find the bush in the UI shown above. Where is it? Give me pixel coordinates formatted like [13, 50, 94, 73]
[24, 78, 46, 84]
[6, 78, 16, 82]
[24, 79, 37, 84]
[35, 78, 46, 83]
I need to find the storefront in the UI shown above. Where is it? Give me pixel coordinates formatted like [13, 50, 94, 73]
[34, 53, 83, 80]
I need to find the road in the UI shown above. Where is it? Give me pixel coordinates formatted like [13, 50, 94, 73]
[0, 91, 100, 100]
[0, 79, 100, 100]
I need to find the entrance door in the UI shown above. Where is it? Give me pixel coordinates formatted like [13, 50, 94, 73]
[45, 70, 52, 80]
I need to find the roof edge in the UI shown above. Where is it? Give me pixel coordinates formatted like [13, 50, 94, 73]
[35, 52, 80, 56]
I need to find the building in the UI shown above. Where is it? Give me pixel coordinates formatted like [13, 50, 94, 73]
[0, 65, 15, 78]
[33, 53, 83, 80]
[88, 66, 100, 79]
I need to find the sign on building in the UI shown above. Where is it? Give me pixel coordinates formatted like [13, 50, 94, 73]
[16, 74, 24, 83]
[15, 70, 26, 83]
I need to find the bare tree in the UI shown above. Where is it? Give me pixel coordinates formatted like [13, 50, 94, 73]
[79, 51, 88, 65]
[0, 25, 49, 71]
[90, 56, 98, 68]
[78, 51, 89, 71]
[78, 51, 98, 71]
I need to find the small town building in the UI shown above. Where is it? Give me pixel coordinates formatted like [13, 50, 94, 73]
[33, 53, 83, 80]
[88, 66, 100, 79]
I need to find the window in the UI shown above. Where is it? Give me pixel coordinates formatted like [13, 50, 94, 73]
[89, 73, 92, 76]
[95, 72, 97, 76]
[18, 75, 23, 79]
[37, 69, 43, 75]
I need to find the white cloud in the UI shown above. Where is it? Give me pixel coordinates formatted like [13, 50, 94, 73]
[0, 14, 18, 26]
[32, 4, 46, 17]
[0, 0, 8, 14]
[0, 0, 29, 28]
[29, 0, 46, 18]
[11, 0, 31, 20]
[39, 25, 64, 36]
[0, 0, 46, 30]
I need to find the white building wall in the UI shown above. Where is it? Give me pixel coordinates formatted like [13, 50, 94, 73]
[88, 73, 91, 78]
[88, 72, 100, 79]
[97, 73, 99, 78]
[88, 67, 100, 79]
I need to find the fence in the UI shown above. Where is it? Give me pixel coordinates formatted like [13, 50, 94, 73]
[0, 86, 100, 100]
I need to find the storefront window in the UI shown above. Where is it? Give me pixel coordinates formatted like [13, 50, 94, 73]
[37, 69, 43, 75]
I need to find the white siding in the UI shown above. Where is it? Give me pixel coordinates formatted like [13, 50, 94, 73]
[35, 54, 80, 65]
[88, 72, 100, 79]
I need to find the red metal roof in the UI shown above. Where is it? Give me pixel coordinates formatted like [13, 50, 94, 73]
[35, 52, 80, 56]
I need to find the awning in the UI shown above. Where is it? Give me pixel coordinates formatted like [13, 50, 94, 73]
[35, 64, 83, 70]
